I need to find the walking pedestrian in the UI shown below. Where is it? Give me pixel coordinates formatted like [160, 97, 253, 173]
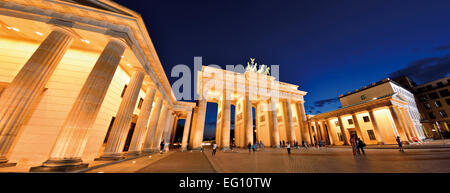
[282, 140, 286, 147]
[248, 142, 252, 154]
[396, 136, 404, 152]
[287, 141, 291, 155]
[252, 143, 257, 152]
[212, 142, 217, 156]
[302, 141, 308, 149]
[350, 135, 357, 156]
[160, 140, 165, 153]
[356, 138, 365, 155]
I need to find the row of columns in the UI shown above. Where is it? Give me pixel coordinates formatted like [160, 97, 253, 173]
[309, 105, 421, 147]
[0, 25, 182, 170]
[187, 92, 308, 149]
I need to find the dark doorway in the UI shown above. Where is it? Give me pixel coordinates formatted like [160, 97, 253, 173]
[349, 129, 357, 138]
[122, 122, 136, 152]
[103, 117, 115, 144]
[252, 107, 256, 144]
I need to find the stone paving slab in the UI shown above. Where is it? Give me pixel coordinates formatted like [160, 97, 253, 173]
[137, 150, 216, 173]
[81, 152, 174, 173]
[202, 147, 450, 173]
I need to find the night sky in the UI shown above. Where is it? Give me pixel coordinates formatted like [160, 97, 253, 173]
[114, 0, 450, 138]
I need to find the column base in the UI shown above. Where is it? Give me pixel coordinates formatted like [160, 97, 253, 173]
[272, 145, 281, 148]
[126, 151, 142, 156]
[30, 159, 88, 172]
[377, 142, 385, 145]
[220, 147, 231, 151]
[0, 161, 16, 168]
[95, 153, 126, 161]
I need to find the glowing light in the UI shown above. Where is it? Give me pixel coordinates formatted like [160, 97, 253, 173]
[127, 63, 132, 67]
[6, 26, 20, 32]
[148, 156, 152, 158]
[97, 172, 104, 173]
[35, 31, 43, 36]
[121, 55, 124, 58]
[132, 161, 136, 164]
[81, 39, 90, 44]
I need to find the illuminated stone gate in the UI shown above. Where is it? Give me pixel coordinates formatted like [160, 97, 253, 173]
[189, 64, 308, 149]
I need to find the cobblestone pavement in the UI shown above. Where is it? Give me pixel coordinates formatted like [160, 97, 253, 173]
[137, 151, 216, 173]
[202, 147, 450, 173]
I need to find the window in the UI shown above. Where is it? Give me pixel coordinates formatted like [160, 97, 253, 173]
[439, 110, 448, 118]
[424, 103, 431, 110]
[439, 89, 450, 97]
[435, 101, 442, 108]
[361, 95, 367, 100]
[137, 98, 144, 109]
[418, 95, 428, 102]
[426, 85, 433, 90]
[428, 92, 439, 99]
[121, 84, 128, 97]
[428, 112, 436, 119]
[367, 130, 376, 140]
[446, 98, 450, 106]
[437, 82, 444, 87]
[348, 119, 354, 125]
[363, 116, 370, 122]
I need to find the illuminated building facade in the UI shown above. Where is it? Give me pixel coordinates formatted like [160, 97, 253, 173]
[0, 0, 195, 172]
[307, 78, 425, 146]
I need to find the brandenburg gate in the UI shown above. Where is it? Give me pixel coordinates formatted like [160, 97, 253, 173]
[186, 61, 308, 150]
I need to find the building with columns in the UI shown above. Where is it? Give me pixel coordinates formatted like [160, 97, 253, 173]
[0, 0, 195, 172]
[191, 65, 308, 150]
[307, 78, 425, 146]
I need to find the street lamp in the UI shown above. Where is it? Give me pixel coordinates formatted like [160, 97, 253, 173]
[434, 121, 446, 145]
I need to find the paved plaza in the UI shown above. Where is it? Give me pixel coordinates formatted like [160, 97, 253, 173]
[80, 146, 450, 173]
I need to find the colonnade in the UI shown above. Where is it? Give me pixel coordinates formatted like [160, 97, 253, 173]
[0, 24, 191, 171]
[308, 104, 421, 146]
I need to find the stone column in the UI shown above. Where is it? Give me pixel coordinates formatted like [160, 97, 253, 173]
[188, 107, 198, 149]
[127, 86, 156, 155]
[295, 101, 306, 143]
[152, 104, 169, 151]
[389, 106, 410, 143]
[181, 111, 193, 151]
[299, 102, 311, 144]
[191, 98, 207, 150]
[306, 121, 314, 145]
[170, 116, 179, 146]
[99, 70, 145, 160]
[221, 95, 231, 150]
[351, 113, 367, 142]
[326, 119, 339, 145]
[395, 106, 413, 142]
[368, 109, 384, 144]
[244, 91, 253, 146]
[269, 97, 280, 147]
[162, 112, 175, 152]
[142, 96, 163, 153]
[0, 28, 74, 166]
[321, 121, 332, 145]
[337, 116, 349, 145]
[29, 38, 126, 171]
[401, 108, 420, 140]
[284, 100, 296, 143]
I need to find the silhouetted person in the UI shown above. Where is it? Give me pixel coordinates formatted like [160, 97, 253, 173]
[350, 135, 357, 156]
[160, 140, 165, 153]
[282, 140, 285, 147]
[396, 136, 404, 152]
[356, 138, 365, 155]
[287, 142, 291, 155]
[248, 142, 252, 154]
[212, 142, 217, 156]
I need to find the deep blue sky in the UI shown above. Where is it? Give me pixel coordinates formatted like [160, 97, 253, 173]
[114, 0, 450, 138]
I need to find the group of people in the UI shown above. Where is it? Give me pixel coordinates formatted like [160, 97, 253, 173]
[212, 135, 406, 157]
[350, 135, 366, 156]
